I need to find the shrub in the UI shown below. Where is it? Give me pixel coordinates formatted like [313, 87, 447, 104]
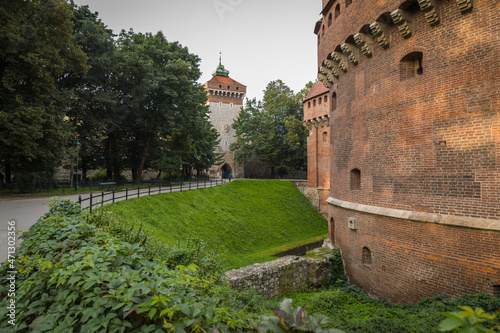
[0, 199, 256, 332]
[14, 172, 56, 193]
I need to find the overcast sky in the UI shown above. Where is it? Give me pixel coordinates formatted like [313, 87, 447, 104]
[70, 0, 322, 101]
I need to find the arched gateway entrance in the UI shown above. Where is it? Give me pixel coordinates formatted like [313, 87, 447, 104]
[220, 163, 232, 178]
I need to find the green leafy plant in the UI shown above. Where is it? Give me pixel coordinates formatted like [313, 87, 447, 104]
[257, 299, 345, 333]
[0, 199, 258, 332]
[438, 306, 500, 333]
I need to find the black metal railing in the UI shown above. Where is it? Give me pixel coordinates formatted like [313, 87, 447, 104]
[78, 179, 226, 213]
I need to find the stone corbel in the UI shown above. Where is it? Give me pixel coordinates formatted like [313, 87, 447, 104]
[417, 0, 440, 26]
[390, 9, 412, 38]
[311, 118, 320, 128]
[331, 52, 348, 72]
[321, 116, 330, 127]
[317, 73, 331, 88]
[369, 22, 391, 49]
[456, 0, 473, 14]
[323, 60, 341, 78]
[354, 33, 374, 58]
[341, 43, 359, 65]
[320, 66, 336, 83]
[304, 120, 313, 131]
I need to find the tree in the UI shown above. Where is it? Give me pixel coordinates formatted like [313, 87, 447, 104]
[231, 80, 309, 178]
[112, 30, 219, 183]
[0, 0, 88, 187]
[67, 2, 117, 182]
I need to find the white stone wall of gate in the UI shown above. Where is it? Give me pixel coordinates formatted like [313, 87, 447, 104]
[225, 256, 332, 299]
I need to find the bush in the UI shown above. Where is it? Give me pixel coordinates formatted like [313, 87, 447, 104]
[14, 172, 56, 193]
[0, 199, 257, 332]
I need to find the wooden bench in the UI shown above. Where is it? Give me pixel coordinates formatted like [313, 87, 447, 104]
[99, 182, 116, 189]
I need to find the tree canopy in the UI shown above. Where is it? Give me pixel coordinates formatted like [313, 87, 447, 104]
[0, 0, 88, 185]
[231, 80, 311, 178]
[0, 1, 222, 189]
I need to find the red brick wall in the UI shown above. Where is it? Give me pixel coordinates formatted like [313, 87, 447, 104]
[332, 207, 500, 304]
[317, 0, 500, 302]
[304, 92, 330, 189]
[204, 82, 246, 105]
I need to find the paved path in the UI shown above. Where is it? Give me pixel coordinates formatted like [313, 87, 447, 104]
[0, 181, 225, 262]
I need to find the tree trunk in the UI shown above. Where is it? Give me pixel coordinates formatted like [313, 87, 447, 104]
[113, 164, 121, 184]
[136, 136, 151, 185]
[5, 162, 11, 184]
[106, 167, 113, 181]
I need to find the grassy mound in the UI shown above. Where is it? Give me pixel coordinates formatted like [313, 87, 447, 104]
[105, 179, 328, 269]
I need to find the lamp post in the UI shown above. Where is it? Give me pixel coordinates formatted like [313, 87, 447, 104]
[75, 140, 80, 191]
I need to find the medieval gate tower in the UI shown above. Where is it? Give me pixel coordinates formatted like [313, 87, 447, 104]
[203, 56, 246, 179]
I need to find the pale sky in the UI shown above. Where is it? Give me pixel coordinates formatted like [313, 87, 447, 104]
[70, 0, 322, 101]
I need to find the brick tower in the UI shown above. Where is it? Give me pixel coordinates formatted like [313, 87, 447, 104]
[303, 83, 330, 218]
[203, 55, 246, 179]
[314, 0, 500, 303]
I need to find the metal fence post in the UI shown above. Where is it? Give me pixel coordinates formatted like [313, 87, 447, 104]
[112, 189, 115, 204]
[197, 181, 199, 189]
[159, 184, 161, 194]
[170, 183, 172, 193]
[78, 195, 81, 205]
[189, 180, 191, 190]
[180, 183, 183, 192]
[148, 185, 151, 196]
[101, 191, 104, 208]
[126, 187, 128, 200]
[89, 193, 93, 213]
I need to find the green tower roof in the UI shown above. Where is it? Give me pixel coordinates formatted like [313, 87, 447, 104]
[212, 53, 230, 77]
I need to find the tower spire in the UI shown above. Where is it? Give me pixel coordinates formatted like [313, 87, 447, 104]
[213, 52, 230, 77]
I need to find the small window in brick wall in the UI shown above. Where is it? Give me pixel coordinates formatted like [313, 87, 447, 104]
[308, 101, 311, 108]
[351, 168, 361, 190]
[346, 0, 352, 7]
[331, 92, 337, 111]
[322, 132, 328, 142]
[328, 13, 332, 27]
[362, 247, 372, 267]
[313, 99, 316, 107]
[335, 4, 341, 19]
[400, 52, 423, 80]
[493, 285, 500, 297]
[319, 97, 322, 104]
[324, 95, 328, 103]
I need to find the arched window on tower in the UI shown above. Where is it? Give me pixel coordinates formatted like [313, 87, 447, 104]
[351, 168, 361, 190]
[335, 4, 341, 19]
[328, 13, 332, 27]
[331, 92, 337, 111]
[400, 52, 423, 80]
[319, 97, 322, 105]
[362, 247, 372, 267]
[346, 0, 352, 8]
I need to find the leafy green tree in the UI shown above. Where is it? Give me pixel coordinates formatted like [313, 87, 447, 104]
[231, 80, 310, 178]
[113, 30, 219, 183]
[0, 0, 88, 187]
[67, 2, 118, 182]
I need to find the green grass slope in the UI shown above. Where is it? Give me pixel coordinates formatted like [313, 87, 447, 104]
[106, 179, 328, 269]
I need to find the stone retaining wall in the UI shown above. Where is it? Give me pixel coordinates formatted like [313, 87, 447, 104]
[225, 256, 332, 299]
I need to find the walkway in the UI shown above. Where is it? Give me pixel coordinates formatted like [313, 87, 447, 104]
[0, 181, 225, 262]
